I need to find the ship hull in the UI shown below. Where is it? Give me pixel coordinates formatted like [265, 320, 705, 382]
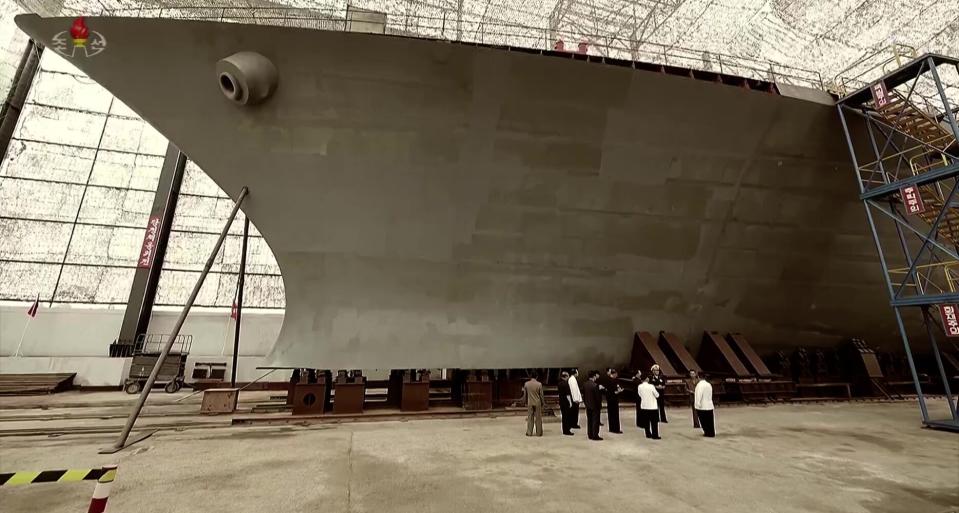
[16, 15, 896, 369]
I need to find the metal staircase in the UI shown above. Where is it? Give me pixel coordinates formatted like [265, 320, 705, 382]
[877, 91, 954, 150]
[837, 53, 959, 432]
[873, 91, 959, 246]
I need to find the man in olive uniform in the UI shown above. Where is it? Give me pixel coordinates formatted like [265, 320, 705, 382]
[522, 371, 546, 437]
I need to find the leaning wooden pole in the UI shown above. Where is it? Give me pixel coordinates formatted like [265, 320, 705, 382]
[102, 187, 249, 453]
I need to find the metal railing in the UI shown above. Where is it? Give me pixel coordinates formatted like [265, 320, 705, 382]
[89, 5, 830, 91]
[828, 43, 958, 113]
[889, 260, 959, 296]
[831, 43, 920, 91]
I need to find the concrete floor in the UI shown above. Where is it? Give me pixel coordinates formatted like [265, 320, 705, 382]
[0, 401, 956, 513]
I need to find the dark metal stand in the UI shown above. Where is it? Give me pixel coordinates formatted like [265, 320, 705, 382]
[116, 144, 187, 354]
[837, 53, 959, 432]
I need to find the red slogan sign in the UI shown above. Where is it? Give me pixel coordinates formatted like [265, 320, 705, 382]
[939, 304, 959, 337]
[870, 80, 890, 108]
[138, 215, 162, 268]
[900, 185, 925, 214]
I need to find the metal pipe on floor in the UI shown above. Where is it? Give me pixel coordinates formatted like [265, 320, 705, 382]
[103, 187, 249, 453]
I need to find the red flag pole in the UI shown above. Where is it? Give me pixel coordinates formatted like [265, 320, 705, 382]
[14, 295, 39, 357]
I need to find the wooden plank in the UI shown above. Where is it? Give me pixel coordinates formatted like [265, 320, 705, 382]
[0, 372, 75, 395]
[699, 331, 752, 378]
[629, 331, 678, 377]
[658, 331, 701, 374]
[726, 333, 773, 377]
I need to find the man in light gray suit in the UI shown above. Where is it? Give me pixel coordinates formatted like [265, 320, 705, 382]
[522, 371, 546, 437]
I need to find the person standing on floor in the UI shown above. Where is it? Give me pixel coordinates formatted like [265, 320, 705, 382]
[649, 364, 668, 423]
[636, 375, 661, 439]
[558, 371, 574, 436]
[522, 371, 545, 437]
[685, 369, 700, 428]
[603, 369, 624, 434]
[633, 370, 646, 430]
[694, 372, 716, 437]
[568, 369, 583, 430]
[583, 370, 604, 441]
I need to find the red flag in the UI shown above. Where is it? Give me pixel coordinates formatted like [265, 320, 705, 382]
[231, 300, 238, 320]
[26, 295, 39, 318]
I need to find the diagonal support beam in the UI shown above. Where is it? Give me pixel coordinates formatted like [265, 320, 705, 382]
[838, 104, 931, 422]
[859, 160, 959, 200]
[921, 307, 959, 421]
[101, 186, 249, 453]
[894, 177, 959, 298]
[866, 201, 959, 261]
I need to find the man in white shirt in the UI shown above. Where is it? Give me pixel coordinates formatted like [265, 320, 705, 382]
[636, 375, 661, 439]
[567, 369, 583, 431]
[694, 373, 715, 437]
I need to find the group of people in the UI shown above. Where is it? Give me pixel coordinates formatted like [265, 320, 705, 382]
[521, 366, 716, 440]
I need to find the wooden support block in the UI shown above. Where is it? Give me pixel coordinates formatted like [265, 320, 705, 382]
[200, 388, 239, 414]
[333, 382, 366, 414]
[292, 383, 328, 415]
[464, 380, 493, 410]
[400, 382, 430, 411]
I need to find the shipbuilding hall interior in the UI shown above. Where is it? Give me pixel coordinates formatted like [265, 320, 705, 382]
[0, 1, 957, 512]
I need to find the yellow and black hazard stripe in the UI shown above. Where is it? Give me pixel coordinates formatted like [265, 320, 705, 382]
[0, 468, 112, 486]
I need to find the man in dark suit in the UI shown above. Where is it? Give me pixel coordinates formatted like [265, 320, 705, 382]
[583, 370, 604, 441]
[685, 369, 700, 428]
[649, 364, 668, 423]
[558, 371, 574, 435]
[603, 369, 624, 434]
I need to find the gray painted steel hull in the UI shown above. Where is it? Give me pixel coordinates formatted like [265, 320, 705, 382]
[16, 15, 895, 369]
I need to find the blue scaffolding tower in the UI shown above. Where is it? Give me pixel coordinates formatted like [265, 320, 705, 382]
[837, 53, 959, 432]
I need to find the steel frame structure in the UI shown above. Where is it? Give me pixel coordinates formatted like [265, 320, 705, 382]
[837, 53, 959, 432]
